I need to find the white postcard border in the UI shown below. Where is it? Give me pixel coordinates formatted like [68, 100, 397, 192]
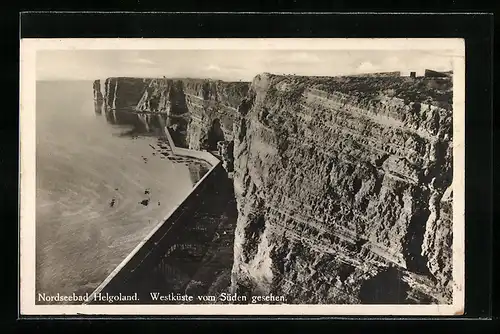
[20, 38, 465, 316]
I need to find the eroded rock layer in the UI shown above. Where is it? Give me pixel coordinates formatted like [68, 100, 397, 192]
[230, 73, 453, 304]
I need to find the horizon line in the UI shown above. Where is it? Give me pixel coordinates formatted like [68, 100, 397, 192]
[36, 69, 453, 82]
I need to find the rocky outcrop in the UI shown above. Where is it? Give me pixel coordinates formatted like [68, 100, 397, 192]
[101, 77, 249, 151]
[103, 77, 152, 111]
[230, 73, 453, 304]
[99, 73, 454, 304]
[93, 80, 104, 114]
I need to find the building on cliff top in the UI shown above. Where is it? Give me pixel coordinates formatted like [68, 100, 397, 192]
[401, 69, 452, 78]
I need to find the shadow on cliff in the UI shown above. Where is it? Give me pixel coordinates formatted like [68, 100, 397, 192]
[359, 267, 410, 304]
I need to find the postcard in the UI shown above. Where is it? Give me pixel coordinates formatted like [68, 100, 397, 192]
[19, 38, 465, 316]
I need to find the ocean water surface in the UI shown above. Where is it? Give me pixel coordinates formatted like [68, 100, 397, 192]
[35, 80, 209, 301]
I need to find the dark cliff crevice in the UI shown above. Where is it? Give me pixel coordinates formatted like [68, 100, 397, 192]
[359, 266, 410, 304]
[241, 211, 266, 263]
[93, 80, 104, 114]
[206, 119, 225, 151]
[168, 81, 190, 115]
[167, 82, 190, 148]
[238, 96, 255, 116]
[230, 73, 454, 304]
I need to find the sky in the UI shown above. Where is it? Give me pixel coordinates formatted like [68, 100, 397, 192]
[36, 49, 456, 81]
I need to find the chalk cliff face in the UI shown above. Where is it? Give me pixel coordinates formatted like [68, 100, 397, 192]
[92, 80, 104, 114]
[103, 77, 152, 110]
[98, 74, 454, 304]
[230, 73, 453, 304]
[169, 79, 249, 151]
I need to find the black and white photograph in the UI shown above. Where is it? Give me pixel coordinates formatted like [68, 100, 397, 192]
[19, 38, 465, 315]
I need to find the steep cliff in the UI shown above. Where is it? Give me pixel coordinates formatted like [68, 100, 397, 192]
[230, 73, 453, 304]
[102, 77, 249, 151]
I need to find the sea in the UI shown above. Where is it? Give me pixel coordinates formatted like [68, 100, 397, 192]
[35, 80, 209, 300]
